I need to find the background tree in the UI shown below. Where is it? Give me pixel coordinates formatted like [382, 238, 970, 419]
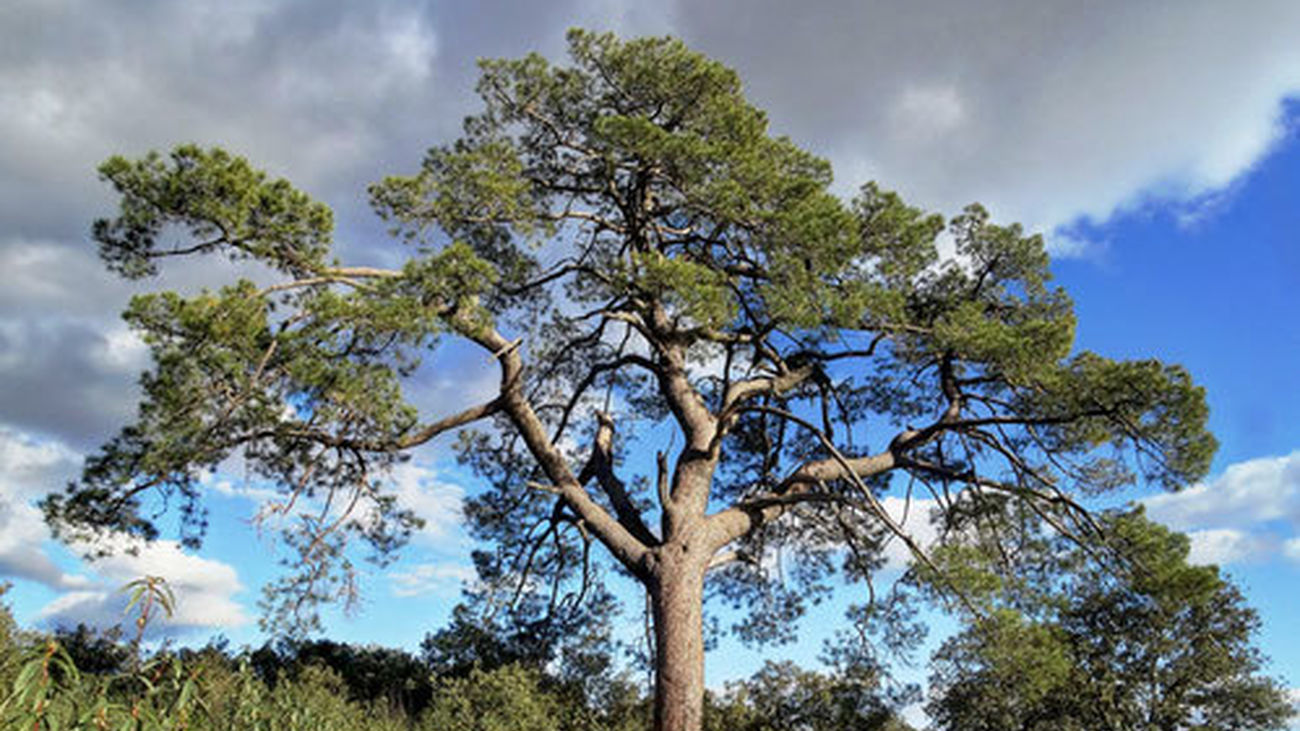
[704, 660, 915, 731]
[50, 624, 130, 676]
[926, 511, 1296, 731]
[421, 592, 640, 729]
[250, 637, 433, 717]
[45, 30, 1216, 731]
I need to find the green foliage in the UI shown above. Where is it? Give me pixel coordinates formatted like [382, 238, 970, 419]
[123, 576, 176, 636]
[1036, 353, 1216, 490]
[95, 145, 333, 279]
[54, 624, 130, 676]
[370, 28, 856, 332]
[629, 251, 736, 330]
[0, 619, 404, 730]
[420, 663, 563, 731]
[704, 661, 913, 731]
[928, 610, 1074, 730]
[253, 637, 433, 717]
[0, 585, 20, 693]
[926, 512, 1296, 731]
[56, 140, 510, 633]
[2, 638, 81, 729]
[0, 591, 922, 731]
[0, 588, 654, 731]
[419, 604, 554, 679]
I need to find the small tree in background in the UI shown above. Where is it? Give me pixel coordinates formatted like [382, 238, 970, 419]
[705, 660, 915, 731]
[45, 30, 1216, 730]
[926, 511, 1295, 731]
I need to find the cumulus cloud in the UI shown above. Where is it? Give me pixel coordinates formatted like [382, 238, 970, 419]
[671, 1, 1300, 242]
[1183, 529, 1275, 567]
[388, 562, 476, 598]
[0, 428, 85, 588]
[36, 538, 248, 634]
[386, 461, 469, 546]
[879, 496, 942, 571]
[0, 430, 460, 634]
[0, 428, 248, 633]
[1144, 451, 1300, 566]
[1145, 451, 1300, 529]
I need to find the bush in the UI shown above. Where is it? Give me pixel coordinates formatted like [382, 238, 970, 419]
[420, 663, 563, 731]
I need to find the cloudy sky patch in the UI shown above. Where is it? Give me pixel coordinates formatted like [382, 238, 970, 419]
[0, 429, 249, 633]
[1144, 451, 1300, 566]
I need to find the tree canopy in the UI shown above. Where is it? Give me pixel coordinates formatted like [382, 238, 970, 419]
[45, 29, 1218, 730]
[926, 510, 1295, 730]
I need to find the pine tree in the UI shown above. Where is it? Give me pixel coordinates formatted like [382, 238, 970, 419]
[46, 31, 1215, 731]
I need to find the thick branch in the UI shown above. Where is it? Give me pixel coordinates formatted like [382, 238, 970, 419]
[705, 402, 901, 552]
[467, 322, 653, 576]
[396, 398, 504, 449]
[719, 363, 816, 422]
[577, 411, 659, 546]
[646, 304, 717, 451]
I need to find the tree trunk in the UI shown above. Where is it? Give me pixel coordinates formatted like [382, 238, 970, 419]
[650, 557, 707, 731]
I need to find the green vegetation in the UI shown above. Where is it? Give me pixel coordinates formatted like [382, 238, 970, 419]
[0, 584, 915, 730]
[924, 511, 1295, 730]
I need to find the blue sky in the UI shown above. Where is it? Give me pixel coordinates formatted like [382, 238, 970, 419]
[1, 0, 1299, 723]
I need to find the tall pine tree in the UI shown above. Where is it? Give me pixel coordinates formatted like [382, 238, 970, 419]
[47, 31, 1215, 731]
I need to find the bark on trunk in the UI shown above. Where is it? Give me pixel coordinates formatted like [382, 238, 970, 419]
[650, 558, 707, 731]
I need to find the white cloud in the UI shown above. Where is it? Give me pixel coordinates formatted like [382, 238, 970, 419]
[1184, 528, 1273, 567]
[1145, 451, 1300, 528]
[1143, 451, 1300, 565]
[386, 461, 468, 546]
[0, 426, 80, 501]
[41, 536, 248, 632]
[879, 496, 941, 571]
[1283, 537, 1300, 564]
[670, 1, 1300, 250]
[0, 427, 464, 635]
[388, 561, 475, 598]
[0, 428, 84, 589]
[0, 428, 248, 633]
[0, 499, 87, 591]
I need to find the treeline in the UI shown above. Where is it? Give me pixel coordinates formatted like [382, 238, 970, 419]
[0, 596, 914, 730]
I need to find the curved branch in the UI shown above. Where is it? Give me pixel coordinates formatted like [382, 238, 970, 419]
[467, 321, 653, 577]
[719, 364, 816, 423]
[706, 405, 897, 552]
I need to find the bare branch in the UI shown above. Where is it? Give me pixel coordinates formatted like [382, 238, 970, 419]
[467, 322, 653, 576]
[719, 363, 816, 422]
[576, 411, 659, 546]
